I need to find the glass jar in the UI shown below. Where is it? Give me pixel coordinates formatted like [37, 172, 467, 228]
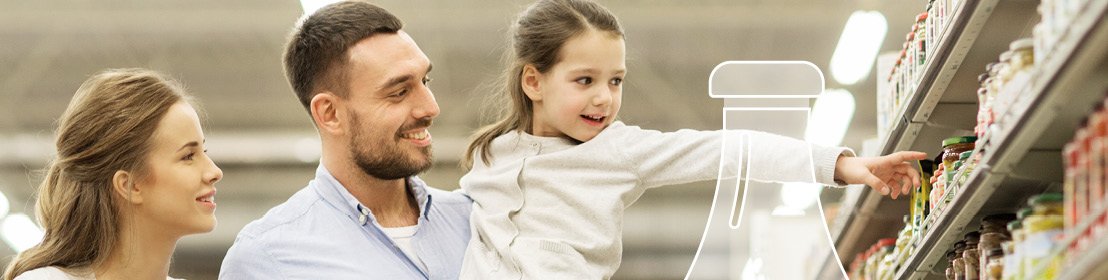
[1005, 218, 1026, 280]
[1008, 38, 1035, 74]
[986, 248, 1005, 280]
[1023, 195, 1063, 279]
[947, 250, 959, 280]
[943, 136, 977, 185]
[953, 241, 967, 280]
[980, 213, 1015, 276]
[995, 51, 1014, 88]
[917, 12, 929, 67]
[1029, 193, 1064, 215]
[870, 238, 896, 280]
[964, 231, 982, 280]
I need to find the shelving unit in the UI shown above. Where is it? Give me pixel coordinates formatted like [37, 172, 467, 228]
[821, 0, 1108, 278]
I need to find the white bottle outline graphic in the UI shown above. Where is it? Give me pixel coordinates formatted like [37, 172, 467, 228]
[684, 61, 849, 279]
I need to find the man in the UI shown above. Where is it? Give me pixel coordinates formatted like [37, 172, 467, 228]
[219, 2, 470, 279]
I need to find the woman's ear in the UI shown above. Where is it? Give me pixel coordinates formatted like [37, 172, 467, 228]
[311, 93, 344, 136]
[112, 170, 143, 205]
[521, 65, 543, 102]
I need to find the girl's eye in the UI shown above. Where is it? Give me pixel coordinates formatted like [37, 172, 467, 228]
[610, 78, 623, 86]
[575, 77, 593, 85]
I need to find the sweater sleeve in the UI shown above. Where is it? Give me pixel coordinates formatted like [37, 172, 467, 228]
[610, 124, 854, 188]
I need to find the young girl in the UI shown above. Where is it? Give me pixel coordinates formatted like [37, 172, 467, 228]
[459, 0, 926, 278]
[4, 69, 223, 280]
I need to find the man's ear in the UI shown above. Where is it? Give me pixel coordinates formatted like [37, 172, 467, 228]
[112, 170, 143, 205]
[311, 93, 344, 136]
[521, 65, 543, 102]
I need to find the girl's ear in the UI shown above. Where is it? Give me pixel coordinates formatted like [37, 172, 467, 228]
[521, 64, 543, 102]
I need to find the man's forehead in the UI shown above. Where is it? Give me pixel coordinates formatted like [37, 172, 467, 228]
[343, 31, 430, 90]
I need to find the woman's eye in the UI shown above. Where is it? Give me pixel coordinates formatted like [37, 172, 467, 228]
[183, 153, 195, 161]
[610, 78, 623, 86]
[575, 77, 593, 85]
[422, 77, 433, 85]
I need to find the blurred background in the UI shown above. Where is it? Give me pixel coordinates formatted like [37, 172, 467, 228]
[0, 0, 927, 279]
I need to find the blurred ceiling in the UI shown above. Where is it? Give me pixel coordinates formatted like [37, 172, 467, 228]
[0, 0, 928, 279]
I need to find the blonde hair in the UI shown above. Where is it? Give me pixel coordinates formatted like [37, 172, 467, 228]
[3, 69, 192, 279]
[463, 0, 624, 168]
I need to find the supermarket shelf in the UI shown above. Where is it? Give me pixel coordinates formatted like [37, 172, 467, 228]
[894, 0, 1108, 278]
[1059, 234, 1108, 280]
[830, 0, 1040, 271]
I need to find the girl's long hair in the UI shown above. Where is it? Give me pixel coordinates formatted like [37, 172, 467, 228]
[464, 0, 623, 168]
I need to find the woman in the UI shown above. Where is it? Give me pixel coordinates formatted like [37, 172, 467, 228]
[3, 69, 223, 280]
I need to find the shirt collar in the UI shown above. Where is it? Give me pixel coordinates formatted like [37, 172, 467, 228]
[313, 164, 434, 226]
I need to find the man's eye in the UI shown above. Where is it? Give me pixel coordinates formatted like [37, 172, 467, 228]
[392, 89, 408, 97]
[575, 77, 593, 85]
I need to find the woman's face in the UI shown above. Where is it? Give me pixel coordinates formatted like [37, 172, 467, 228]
[135, 102, 223, 235]
[530, 29, 625, 142]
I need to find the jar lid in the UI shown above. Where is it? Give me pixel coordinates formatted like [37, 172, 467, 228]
[1017, 207, 1033, 219]
[964, 231, 981, 242]
[1029, 193, 1063, 205]
[1010, 38, 1033, 50]
[959, 151, 973, 159]
[978, 73, 990, 83]
[943, 136, 977, 146]
[917, 12, 928, 21]
[1007, 220, 1022, 231]
[986, 248, 1004, 257]
[983, 213, 1017, 224]
[877, 238, 897, 248]
[999, 51, 1013, 62]
[907, 31, 915, 40]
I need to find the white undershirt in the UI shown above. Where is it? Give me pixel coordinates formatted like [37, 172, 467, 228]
[381, 225, 428, 272]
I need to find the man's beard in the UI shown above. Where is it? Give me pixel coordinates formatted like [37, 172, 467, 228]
[348, 114, 433, 180]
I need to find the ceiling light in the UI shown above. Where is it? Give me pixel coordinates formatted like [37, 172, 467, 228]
[1, 213, 44, 253]
[0, 190, 9, 219]
[830, 11, 888, 85]
[805, 89, 856, 147]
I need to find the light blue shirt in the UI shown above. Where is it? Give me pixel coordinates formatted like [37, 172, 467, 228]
[219, 165, 472, 279]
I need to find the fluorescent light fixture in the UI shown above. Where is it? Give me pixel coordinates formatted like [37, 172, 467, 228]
[1, 213, 44, 253]
[830, 11, 888, 85]
[0, 190, 9, 219]
[300, 0, 342, 15]
[805, 89, 856, 147]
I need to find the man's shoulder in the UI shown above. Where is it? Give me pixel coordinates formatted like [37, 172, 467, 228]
[233, 185, 326, 241]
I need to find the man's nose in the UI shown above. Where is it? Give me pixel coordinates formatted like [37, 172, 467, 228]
[413, 86, 440, 119]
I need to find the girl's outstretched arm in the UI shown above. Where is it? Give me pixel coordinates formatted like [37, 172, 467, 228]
[833, 151, 929, 200]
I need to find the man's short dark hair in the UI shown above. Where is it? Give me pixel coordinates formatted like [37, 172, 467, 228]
[283, 1, 403, 113]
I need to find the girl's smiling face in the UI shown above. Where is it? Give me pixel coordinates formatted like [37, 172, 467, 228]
[524, 28, 625, 142]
